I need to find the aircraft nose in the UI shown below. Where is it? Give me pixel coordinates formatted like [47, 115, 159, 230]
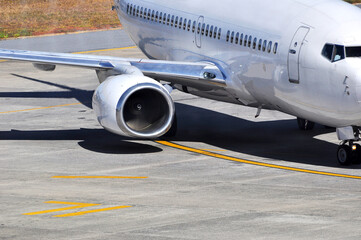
[354, 75, 361, 103]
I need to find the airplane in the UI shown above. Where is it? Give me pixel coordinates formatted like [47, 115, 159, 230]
[1, 0, 361, 165]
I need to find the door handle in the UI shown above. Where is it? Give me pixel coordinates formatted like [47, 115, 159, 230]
[289, 49, 296, 54]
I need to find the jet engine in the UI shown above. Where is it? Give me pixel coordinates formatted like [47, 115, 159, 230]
[92, 74, 175, 138]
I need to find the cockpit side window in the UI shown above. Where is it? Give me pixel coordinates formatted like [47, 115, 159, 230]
[346, 47, 361, 58]
[322, 44, 345, 62]
[322, 44, 334, 61]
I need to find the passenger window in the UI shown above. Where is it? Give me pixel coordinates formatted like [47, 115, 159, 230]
[201, 23, 205, 35]
[253, 37, 257, 49]
[244, 35, 248, 46]
[151, 10, 155, 21]
[226, 31, 230, 42]
[188, 20, 191, 31]
[218, 28, 221, 40]
[209, 26, 213, 37]
[214, 27, 218, 38]
[136, 6, 139, 17]
[163, 14, 166, 24]
[263, 40, 267, 52]
[273, 42, 278, 54]
[175, 16, 178, 27]
[248, 35, 252, 48]
[143, 8, 147, 19]
[127, 4, 129, 14]
[197, 22, 201, 34]
[148, 10, 151, 20]
[258, 39, 262, 51]
[140, 7, 144, 18]
[231, 31, 235, 43]
[205, 24, 209, 37]
[155, 11, 159, 21]
[192, 21, 196, 32]
[267, 41, 272, 53]
[167, 14, 170, 25]
[158, 12, 162, 23]
[235, 33, 239, 44]
[171, 15, 174, 26]
[179, 17, 182, 29]
[240, 34, 243, 45]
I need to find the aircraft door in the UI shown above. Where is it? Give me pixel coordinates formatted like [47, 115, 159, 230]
[195, 16, 204, 48]
[288, 26, 310, 83]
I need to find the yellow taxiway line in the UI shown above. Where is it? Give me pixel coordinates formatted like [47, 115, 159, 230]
[73, 46, 137, 54]
[0, 103, 81, 114]
[156, 140, 361, 180]
[52, 176, 148, 179]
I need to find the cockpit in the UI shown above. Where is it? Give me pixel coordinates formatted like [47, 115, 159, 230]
[322, 44, 361, 62]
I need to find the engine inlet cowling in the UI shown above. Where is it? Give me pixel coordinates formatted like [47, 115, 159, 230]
[92, 75, 175, 138]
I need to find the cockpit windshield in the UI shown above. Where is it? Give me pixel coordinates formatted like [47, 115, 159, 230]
[322, 44, 345, 62]
[322, 44, 361, 62]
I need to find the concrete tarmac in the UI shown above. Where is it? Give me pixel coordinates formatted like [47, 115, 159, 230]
[1, 30, 361, 240]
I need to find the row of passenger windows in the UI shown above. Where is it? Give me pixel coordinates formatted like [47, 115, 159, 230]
[126, 3, 222, 39]
[126, 3, 279, 55]
[226, 30, 278, 54]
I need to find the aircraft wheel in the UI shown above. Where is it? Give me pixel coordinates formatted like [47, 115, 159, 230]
[337, 145, 352, 166]
[297, 118, 315, 130]
[163, 113, 177, 137]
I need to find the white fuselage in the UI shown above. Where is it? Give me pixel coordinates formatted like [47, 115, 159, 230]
[114, 0, 361, 128]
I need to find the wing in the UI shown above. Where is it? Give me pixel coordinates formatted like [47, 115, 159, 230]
[0, 49, 227, 90]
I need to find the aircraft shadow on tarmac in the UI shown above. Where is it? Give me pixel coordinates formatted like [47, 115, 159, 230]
[0, 74, 356, 168]
[0, 74, 94, 108]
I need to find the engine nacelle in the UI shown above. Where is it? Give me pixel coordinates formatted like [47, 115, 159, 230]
[92, 75, 175, 138]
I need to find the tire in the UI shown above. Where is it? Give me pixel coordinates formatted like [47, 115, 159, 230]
[297, 118, 315, 130]
[337, 145, 352, 166]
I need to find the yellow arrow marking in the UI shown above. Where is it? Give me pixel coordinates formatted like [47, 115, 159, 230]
[23, 201, 131, 217]
[23, 201, 99, 216]
[54, 205, 132, 217]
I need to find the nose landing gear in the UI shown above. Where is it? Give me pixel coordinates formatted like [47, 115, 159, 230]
[337, 142, 360, 166]
[336, 126, 361, 166]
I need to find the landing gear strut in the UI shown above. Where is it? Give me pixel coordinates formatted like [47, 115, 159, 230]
[336, 126, 361, 166]
[297, 117, 315, 130]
